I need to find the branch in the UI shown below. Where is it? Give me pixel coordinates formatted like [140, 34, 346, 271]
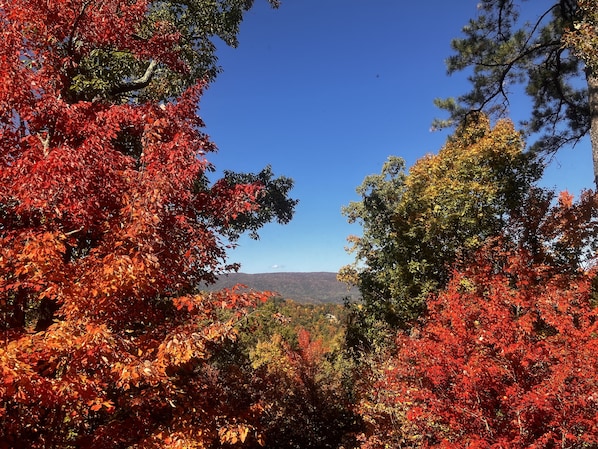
[37, 125, 54, 157]
[108, 60, 159, 96]
[67, 1, 92, 57]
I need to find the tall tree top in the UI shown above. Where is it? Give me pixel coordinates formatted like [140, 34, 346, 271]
[1, 0, 279, 105]
[434, 0, 598, 187]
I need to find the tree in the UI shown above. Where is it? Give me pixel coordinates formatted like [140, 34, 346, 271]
[64, 0, 280, 103]
[0, 0, 295, 446]
[434, 0, 598, 186]
[359, 231, 598, 448]
[236, 297, 348, 351]
[248, 329, 360, 449]
[340, 116, 539, 348]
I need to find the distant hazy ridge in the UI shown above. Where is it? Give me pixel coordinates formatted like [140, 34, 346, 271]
[205, 272, 360, 304]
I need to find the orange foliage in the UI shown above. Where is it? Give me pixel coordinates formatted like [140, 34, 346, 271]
[0, 0, 275, 447]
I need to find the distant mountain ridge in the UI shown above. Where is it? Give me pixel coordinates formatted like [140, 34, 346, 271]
[205, 272, 360, 304]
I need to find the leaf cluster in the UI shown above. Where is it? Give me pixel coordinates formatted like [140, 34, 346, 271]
[359, 239, 598, 448]
[219, 166, 299, 241]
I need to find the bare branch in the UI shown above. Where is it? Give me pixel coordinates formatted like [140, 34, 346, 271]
[67, 1, 92, 57]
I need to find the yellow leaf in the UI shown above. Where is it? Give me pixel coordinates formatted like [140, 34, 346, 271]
[239, 426, 249, 443]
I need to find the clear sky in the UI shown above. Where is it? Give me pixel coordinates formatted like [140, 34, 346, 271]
[199, 0, 595, 274]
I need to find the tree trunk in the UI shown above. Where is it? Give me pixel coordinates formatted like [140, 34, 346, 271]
[7, 289, 27, 330]
[35, 297, 59, 332]
[587, 72, 598, 188]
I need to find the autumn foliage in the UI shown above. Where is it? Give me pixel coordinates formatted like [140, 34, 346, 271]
[247, 326, 359, 449]
[357, 190, 598, 448]
[5, 0, 598, 447]
[341, 116, 540, 349]
[0, 0, 288, 447]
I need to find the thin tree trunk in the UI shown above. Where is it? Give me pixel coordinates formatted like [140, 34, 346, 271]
[7, 289, 27, 330]
[35, 297, 59, 332]
[587, 72, 598, 188]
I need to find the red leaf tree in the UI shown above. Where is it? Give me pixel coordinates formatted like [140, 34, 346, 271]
[0, 0, 292, 447]
[249, 328, 359, 449]
[358, 192, 598, 448]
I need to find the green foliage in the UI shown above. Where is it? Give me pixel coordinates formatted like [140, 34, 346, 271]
[220, 166, 299, 240]
[238, 297, 348, 351]
[189, 165, 298, 246]
[341, 115, 540, 348]
[66, 0, 280, 103]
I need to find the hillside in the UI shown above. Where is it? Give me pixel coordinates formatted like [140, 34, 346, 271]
[204, 272, 360, 304]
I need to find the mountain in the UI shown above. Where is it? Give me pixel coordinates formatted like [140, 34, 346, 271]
[203, 272, 360, 304]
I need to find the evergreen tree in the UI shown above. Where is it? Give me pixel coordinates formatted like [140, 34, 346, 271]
[434, 0, 598, 186]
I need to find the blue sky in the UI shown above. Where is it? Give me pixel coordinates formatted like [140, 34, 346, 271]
[199, 0, 595, 274]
